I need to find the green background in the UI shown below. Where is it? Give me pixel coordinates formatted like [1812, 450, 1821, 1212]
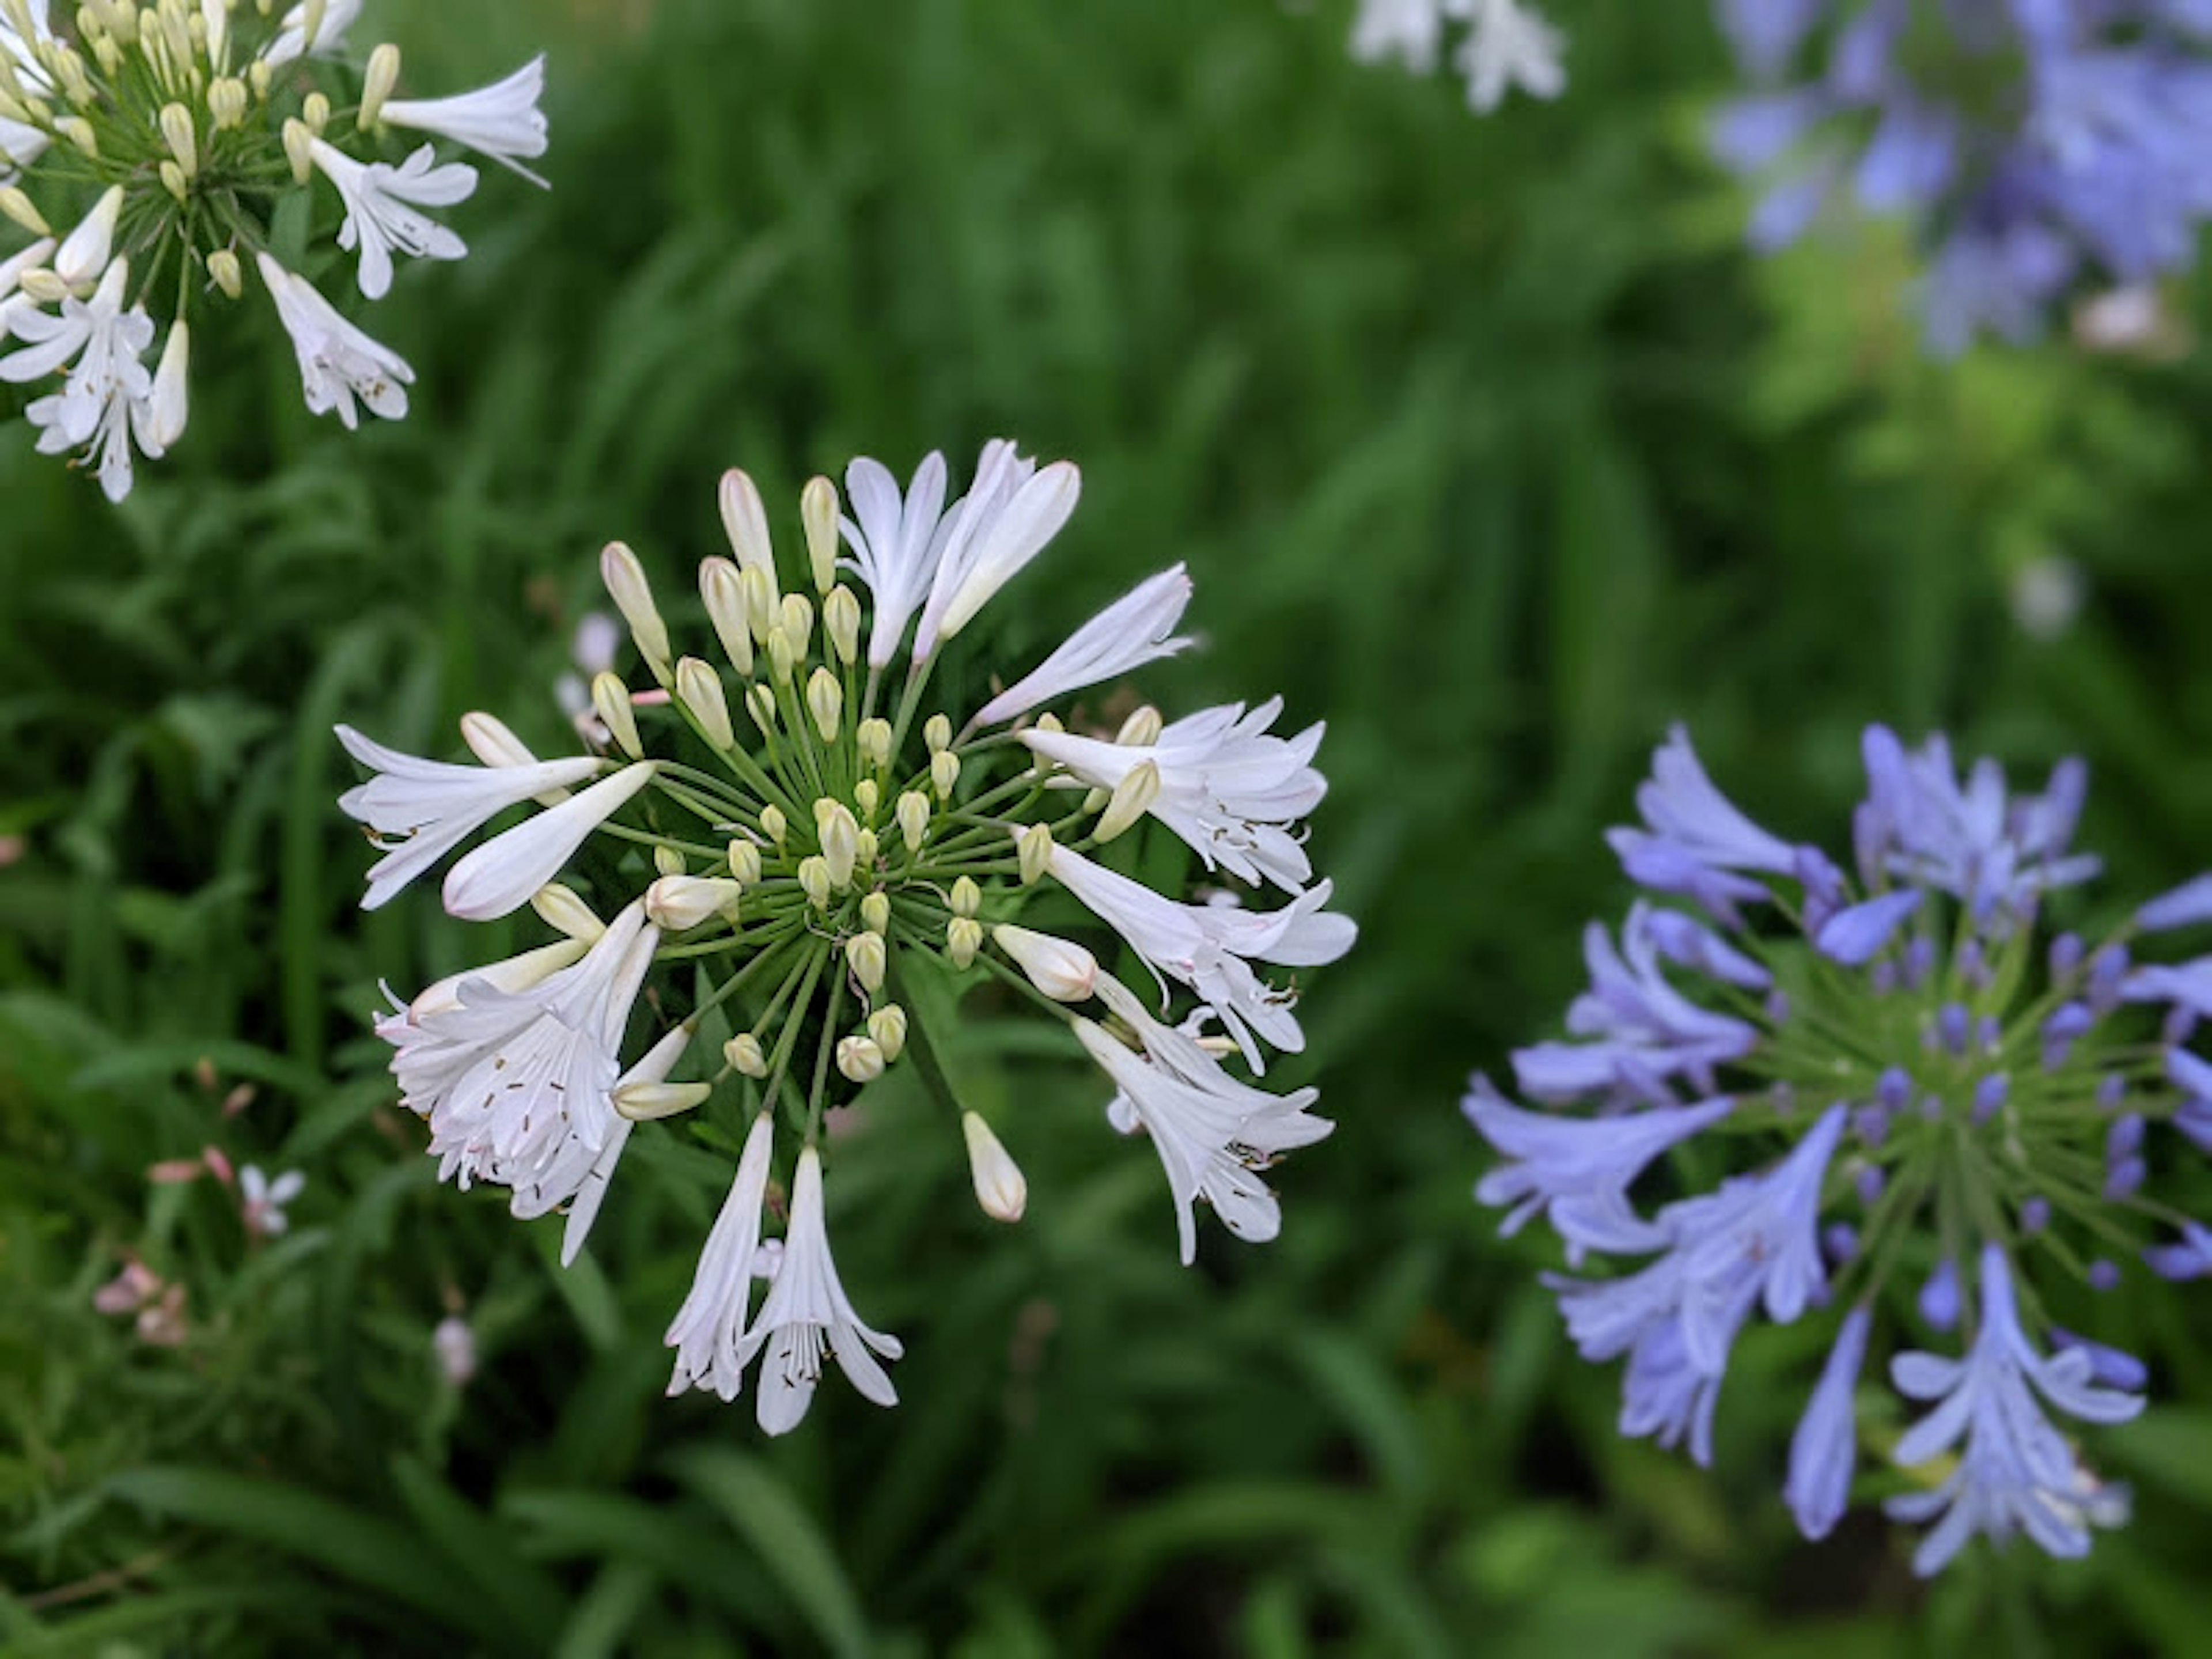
[7, 1, 2212, 1652]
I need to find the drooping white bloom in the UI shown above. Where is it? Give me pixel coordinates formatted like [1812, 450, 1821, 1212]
[840, 450, 949, 668]
[381, 55, 551, 186]
[1457, 0, 1566, 114]
[1351, 0, 1446, 71]
[380, 903, 658, 1214]
[257, 253, 417, 427]
[1887, 1243, 2143, 1575]
[664, 1110, 777, 1399]
[913, 439, 1081, 659]
[1, 258, 167, 502]
[1047, 843, 1355, 1067]
[239, 1165, 306, 1237]
[975, 565, 1196, 728]
[733, 1146, 904, 1434]
[1022, 698, 1327, 892]
[261, 0, 363, 69]
[335, 723, 606, 910]
[1077, 978, 1333, 1264]
[309, 139, 478, 301]
[440, 763, 657, 921]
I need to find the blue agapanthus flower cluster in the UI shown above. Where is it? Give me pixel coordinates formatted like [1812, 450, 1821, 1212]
[1709, 1, 2212, 353]
[1467, 725, 2212, 1574]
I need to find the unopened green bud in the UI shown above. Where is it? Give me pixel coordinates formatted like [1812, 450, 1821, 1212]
[780, 593, 815, 660]
[718, 468, 777, 587]
[854, 828, 878, 870]
[160, 101, 197, 175]
[591, 671, 642, 759]
[818, 800, 859, 889]
[724, 1033, 768, 1078]
[207, 76, 247, 128]
[0, 186, 47, 236]
[207, 247, 243, 298]
[302, 90, 330, 135]
[531, 882, 605, 942]
[59, 115, 97, 157]
[359, 42, 399, 127]
[946, 916, 983, 969]
[676, 656, 734, 751]
[845, 931, 887, 994]
[857, 717, 892, 770]
[1094, 759, 1160, 843]
[160, 160, 189, 203]
[950, 876, 980, 919]
[1116, 705, 1163, 748]
[930, 749, 961, 803]
[925, 714, 952, 754]
[854, 778, 880, 818]
[867, 1004, 907, 1062]
[746, 682, 777, 736]
[896, 790, 929, 853]
[727, 839, 763, 885]
[615, 1079, 714, 1122]
[860, 891, 891, 934]
[761, 804, 787, 847]
[836, 1035, 885, 1084]
[699, 556, 754, 676]
[653, 844, 687, 878]
[1016, 823, 1052, 887]
[767, 626, 797, 685]
[740, 564, 778, 645]
[801, 475, 839, 594]
[823, 585, 861, 666]
[806, 666, 843, 743]
[797, 855, 832, 909]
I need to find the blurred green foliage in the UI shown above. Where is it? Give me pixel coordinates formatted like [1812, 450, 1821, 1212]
[6, 0, 2212, 1652]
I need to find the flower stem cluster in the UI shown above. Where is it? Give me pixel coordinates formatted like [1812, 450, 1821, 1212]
[1469, 724, 2212, 1573]
[342, 442, 1354, 1432]
[0, 0, 546, 497]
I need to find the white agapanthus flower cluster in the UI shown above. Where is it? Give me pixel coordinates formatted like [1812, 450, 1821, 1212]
[340, 444, 1355, 1433]
[0, 0, 546, 499]
[1349, 0, 1566, 113]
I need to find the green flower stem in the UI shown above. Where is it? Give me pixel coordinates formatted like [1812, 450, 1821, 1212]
[802, 971, 849, 1145]
[883, 953, 970, 1121]
[761, 945, 828, 1134]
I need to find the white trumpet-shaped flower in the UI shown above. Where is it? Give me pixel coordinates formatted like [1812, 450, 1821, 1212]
[1078, 978, 1333, 1264]
[974, 565, 1195, 728]
[261, 0, 363, 69]
[441, 764, 658, 921]
[257, 253, 417, 427]
[840, 450, 949, 667]
[2, 258, 168, 502]
[913, 438, 1081, 659]
[1022, 698, 1327, 892]
[1048, 843, 1355, 1068]
[335, 723, 605, 910]
[380, 55, 551, 185]
[557, 1023, 692, 1264]
[310, 139, 478, 301]
[664, 1111, 778, 1400]
[379, 903, 657, 1211]
[734, 1146, 904, 1434]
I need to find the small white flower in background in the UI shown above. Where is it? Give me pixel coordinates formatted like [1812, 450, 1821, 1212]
[342, 444, 1352, 1432]
[558, 611, 623, 741]
[1348, 0, 1566, 113]
[0, 3, 549, 499]
[433, 1314, 479, 1387]
[2008, 554, 2086, 643]
[239, 1165, 306, 1237]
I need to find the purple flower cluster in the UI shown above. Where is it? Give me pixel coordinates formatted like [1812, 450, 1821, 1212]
[1468, 724, 2212, 1573]
[1709, 1, 2212, 352]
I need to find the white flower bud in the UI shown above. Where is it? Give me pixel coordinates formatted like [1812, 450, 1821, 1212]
[844, 931, 886, 994]
[599, 541, 671, 675]
[359, 42, 400, 127]
[718, 468, 777, 584]
[18, 267, 67, 304]
[0, 188, 48, 237]
[930, 749, 961, 803]
[818, 801, 859, 889]
[55, 187, 122, 287]
[531, 881, 605, 942]
[457, 711, 537, 768]
[1032, 712, 1063, 736]
[760, 804, 787, 848]
[860, 891, 891, 934]
[249, 58, 271, 101]
[726, 839, 762, 884]
[924, 714, 953, 755]
[766, 626, 797, 685]
[302, 91, 331, 135]
[591, 671, 642, 759]
[857, 718, 892, 770]
[946, 916, 983, 969]
[207, 76, 247, 128]
[654, 845, 686, 877]
[698, 557, 755, 677]
[745, 682, 777, 736]
[207, 247, 243, 298]
[646, 875, 744, 932]
[801, 475, 839, 594]
[1115, 706, 1163, 747]
[836, 1035, 884, 1084]
[60, 116, 98, 158]
[854, 779, 880, 817]
[823, 585, 861, 666]
[159, 101, 196, 175]
[961, 1111, 1027, 1223]
[615, 1080, 713, 1122]
[149, 321, 190, 448]
[724, 1033, 768, 1078]
[855, 828, 878, 870]
[896, 791, 930, 853]
[160, 159, 189, 204]
[740, 565, 778, 645]
[805, 666, 843, 743]
[676, 656, 734, 751]
[780, 594, 815, 660]
[867, 1004, 907, 1062]
[992, 925, 1098, 1002]
[1093, 759, 1160, 844]
[950, 876, 980, 919]
[1015, 823, 1052, 887]
[797, 855, 832, 908]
